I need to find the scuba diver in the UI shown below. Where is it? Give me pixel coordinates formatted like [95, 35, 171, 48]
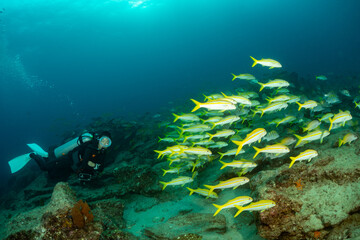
[8, 131, 112, 183]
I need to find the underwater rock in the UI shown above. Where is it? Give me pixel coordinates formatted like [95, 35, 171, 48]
[5, 182, 104, 239]
[144, 212, 226, 239]
[113, 165, 160, 196]
[250, 139, 360, 240]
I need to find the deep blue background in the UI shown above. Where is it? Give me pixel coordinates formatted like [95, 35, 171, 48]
[1, 0, 360, 188]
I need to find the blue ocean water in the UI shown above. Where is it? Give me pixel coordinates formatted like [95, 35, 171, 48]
[0, 0, 360, 190]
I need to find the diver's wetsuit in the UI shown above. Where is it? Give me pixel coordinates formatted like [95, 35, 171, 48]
[30, 139, 106, 181]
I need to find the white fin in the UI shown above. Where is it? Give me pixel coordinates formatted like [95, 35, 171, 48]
[27, 143, 49, 157]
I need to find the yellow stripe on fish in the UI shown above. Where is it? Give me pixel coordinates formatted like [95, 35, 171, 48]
[204, 177, 249, 194]
[250, 56, 282, 69]
[289, 149, 318, 168]
[190, 99, 236, 112]
[232, 128, 267, 155]
[253, 144, 290, 159]
[212, 196, 253, 216]
[234, 200, 276, 217]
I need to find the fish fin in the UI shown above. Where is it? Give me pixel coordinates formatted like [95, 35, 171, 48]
[269, 67, 274, 69]
[172, 113, 180, 122]
[232, 140, 244, 155]
[231, 73, 237, 81]
[293, 134, 303, 147]
[159, 181, 168, 190]
[204, 185, 214, 194]
[219, 160, 227, 170]
[190, 99, 201, 112]
[253, 146, 261, 159]
[258, 82, 265, 92]
[250, 56, 258, 67]
[296, 102, 302, 111]
[339, 139, 344, 147]
[218, 152, 225, 160]
[161, 169, 167, 176]
[154, 150, 163, 159]
[234, 206, 245, 218]
[213, 204, 222, 216]
[186, 187, 194, 195]
[207, 132, 214, 141]
[289, 156, 296, 168]
[328, 117, 334, 131]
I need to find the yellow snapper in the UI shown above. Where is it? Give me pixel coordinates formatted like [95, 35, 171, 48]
[338, 133, 358, 147]
[221, 92, 252, 105]
[180, 146, 212, 156]
[159, 176, 194, 190]
[253, 144, 290, 159]
[172, 113, 200, 123]
[256, 102, 288, 118]
[296, 100, 318, 111]
[219, 160, 257, 170]
[232, 128, 267, 155]
[303, 120, 321, 132]
[207, 129, 235, 140]
[266, 95, 290, 104]
[231, 73, 256, 81]
[258, 80, 290, 92]
[294, 130, 330, 147]
[289, 149, 318, 168]
[218, 148, 245, 159]
[211, 115, 240, 129]
[204, 177, 249, 194]
[250, 56, 282, 69]
[328, 110, 352, 131]
[187, 187, 218, 199]
[318, 113, 334, 122]
[213, 196, 253, 216]
[178, 124, 211, 135]
[234, 200, 276, 217]
[191, 99, 236, 112]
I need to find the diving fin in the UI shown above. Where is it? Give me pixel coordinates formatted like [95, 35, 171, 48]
[27, 143, 48, 157]
[8, 153, 32, 173]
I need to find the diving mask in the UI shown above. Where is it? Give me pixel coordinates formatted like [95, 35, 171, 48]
[99, 136, 112, 148]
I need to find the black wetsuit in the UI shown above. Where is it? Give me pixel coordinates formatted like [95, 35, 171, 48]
[31, 139, 106, 181]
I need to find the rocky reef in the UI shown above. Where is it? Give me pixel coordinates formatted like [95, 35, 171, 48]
[251, 131, 360, 240]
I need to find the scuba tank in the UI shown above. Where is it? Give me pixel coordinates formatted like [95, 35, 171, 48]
[54, 133, 93, 158]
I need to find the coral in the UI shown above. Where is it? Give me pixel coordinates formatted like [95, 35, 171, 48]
[71, 200, 94, 228]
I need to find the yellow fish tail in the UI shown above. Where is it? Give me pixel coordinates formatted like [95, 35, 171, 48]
[253, 146, 261, 159]
[161, 169, 167, 176]
[190, 99, 201, 112]
[250, 56, 258, 67]
[213, 204, 223, 216]
[218, 152, 225, 160]
[232, 140, 244, 155]
[172, 113, 180, 122]
[258, 82, 265, 92]
[231, 73, 237, 81]
[219, 160, 227, 170]
[159, 181, 168, 190]
[186, 187, 194, 196]
[338, 138, 344, 147]
[289, 156, 297, 168]
[296, 102, 302, 111]
[154, 150, 163, 159]
[328, 117, 334, 131]
[293, 134, 303, 147]
[204, 185, 215, 195]
[234, 205, 245, 218]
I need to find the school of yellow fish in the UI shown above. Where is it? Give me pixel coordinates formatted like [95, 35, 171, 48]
[156, 56, 358, 218]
